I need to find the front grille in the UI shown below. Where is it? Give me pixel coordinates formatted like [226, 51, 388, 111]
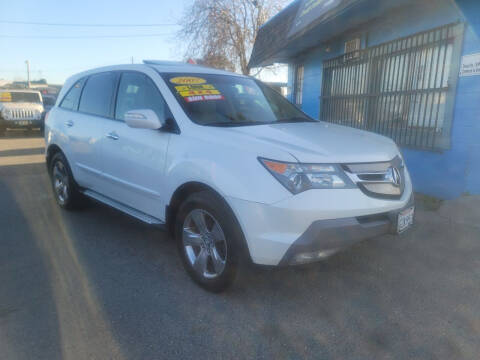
[343, 156, 405, 199]
[10, 109, 37, 120]
[356, 212, 390, 224]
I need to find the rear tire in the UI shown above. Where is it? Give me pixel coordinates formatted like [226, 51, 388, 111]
[49, 152, 85, 210]
[175, 191, 242, 292]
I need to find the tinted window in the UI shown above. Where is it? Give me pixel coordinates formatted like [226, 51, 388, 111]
[161, 73, 313, 126]
[79, 72, 117, 117]
[60, 78, 85, 111]
[115, 72, 167, 121]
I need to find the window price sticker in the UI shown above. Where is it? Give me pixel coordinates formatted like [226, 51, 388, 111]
[173, 83, 225, 102]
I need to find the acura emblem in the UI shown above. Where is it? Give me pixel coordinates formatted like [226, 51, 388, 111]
[386, 166, 401, 187]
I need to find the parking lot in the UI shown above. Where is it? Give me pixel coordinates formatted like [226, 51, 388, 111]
[1, 134, 479, 360]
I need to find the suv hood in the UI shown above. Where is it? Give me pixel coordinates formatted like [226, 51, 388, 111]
[222, 121, 399, 163]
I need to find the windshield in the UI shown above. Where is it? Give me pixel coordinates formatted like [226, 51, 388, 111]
[161, 73, 315, 126]
[0, 91, 41, 103]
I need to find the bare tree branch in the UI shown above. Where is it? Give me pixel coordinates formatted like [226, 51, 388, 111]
[177, 0, 287, 75]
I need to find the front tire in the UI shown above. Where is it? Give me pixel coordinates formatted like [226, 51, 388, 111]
[175, 191, 241, 292]
[49, 152, 84, 210]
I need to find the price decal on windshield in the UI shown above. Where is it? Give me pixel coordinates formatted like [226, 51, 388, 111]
[174, 84, 224, 102]
[169, 76, 207, 85]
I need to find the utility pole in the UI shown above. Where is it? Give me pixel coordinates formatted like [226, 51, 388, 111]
[25, 60, 30, 88]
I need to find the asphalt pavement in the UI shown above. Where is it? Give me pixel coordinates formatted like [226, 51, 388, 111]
[1, 133, 479, 360]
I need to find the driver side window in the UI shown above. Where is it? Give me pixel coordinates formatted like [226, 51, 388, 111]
[115, 72, 167, 121]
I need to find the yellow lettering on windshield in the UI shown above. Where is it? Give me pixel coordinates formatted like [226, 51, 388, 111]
[170, 76, 207, 85]
[174, 83, 223, 99]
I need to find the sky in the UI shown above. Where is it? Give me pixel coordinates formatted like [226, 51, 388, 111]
[0, 0, 196, 84]
[0, 0, 288, 85]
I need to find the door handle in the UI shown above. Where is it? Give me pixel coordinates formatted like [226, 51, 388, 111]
[106, 132, 119, 140]
[65, 120, 74, 127]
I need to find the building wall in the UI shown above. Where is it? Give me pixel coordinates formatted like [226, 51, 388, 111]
[289, 0, 480, 199]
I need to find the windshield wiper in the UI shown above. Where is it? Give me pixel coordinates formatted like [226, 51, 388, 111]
[205, 117, 316, 127]
[276, 117, 316, 123]
[205, 121, 262, 127]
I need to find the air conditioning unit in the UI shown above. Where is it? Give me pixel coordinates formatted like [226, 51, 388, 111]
[344, 38, 361, 60]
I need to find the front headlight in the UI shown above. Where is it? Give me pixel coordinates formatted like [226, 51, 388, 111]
[259, 157, 355, 194]
[1, 109, 11, 120]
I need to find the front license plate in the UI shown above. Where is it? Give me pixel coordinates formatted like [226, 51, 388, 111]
[397, 206, 414, 233]
[15, 120, 31, 126]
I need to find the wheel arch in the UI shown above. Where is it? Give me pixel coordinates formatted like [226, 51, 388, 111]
[46, 144, 64, 169]
[166, 181, 218, 235]
[46, 144, 80, 189]
[166, 181, 252, 263]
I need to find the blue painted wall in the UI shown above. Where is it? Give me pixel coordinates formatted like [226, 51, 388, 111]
[288, 0, 480, 199]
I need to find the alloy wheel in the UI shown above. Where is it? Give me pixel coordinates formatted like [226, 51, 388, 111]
[53, 161, 69, 205]
[182, 209, 227, 279]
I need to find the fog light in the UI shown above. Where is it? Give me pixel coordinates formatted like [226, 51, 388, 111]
[293, 249, 337, 264]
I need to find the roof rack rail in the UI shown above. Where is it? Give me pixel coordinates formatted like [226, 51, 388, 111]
[143, 60, 195, 66]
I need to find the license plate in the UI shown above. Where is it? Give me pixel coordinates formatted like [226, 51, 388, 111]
[397, 206, 414, 233]
[15, 120, 31, 126]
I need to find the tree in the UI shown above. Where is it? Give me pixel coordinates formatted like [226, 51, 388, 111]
[195, 53, 236, 73]
[178, 0, 287, 75]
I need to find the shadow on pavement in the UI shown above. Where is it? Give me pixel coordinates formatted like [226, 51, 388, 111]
[0, 171, 62, 360]
[1, 162, 127, 359]
[0, 130, 44, 140]
[0, 133, 45, 168]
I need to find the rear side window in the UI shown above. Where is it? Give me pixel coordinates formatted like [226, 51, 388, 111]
[115, 72, 167, 121]
[60, 78, 86, 111]
[79, 72, 117, 117]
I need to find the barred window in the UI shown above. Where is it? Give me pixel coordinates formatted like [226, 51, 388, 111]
[321, 23, 464, 150]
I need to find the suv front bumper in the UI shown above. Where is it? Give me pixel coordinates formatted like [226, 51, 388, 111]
[227, 181, 413, 266]
[1, 119, 44, 129]
[278, 194, 414, 265]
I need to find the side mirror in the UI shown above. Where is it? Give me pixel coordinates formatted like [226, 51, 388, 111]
[124, 109, 164, 129]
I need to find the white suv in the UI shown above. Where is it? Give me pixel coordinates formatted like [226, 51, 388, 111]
[45, 61, 414, 292]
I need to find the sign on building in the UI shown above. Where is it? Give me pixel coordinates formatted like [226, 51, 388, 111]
[460, 53, 480, 77]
